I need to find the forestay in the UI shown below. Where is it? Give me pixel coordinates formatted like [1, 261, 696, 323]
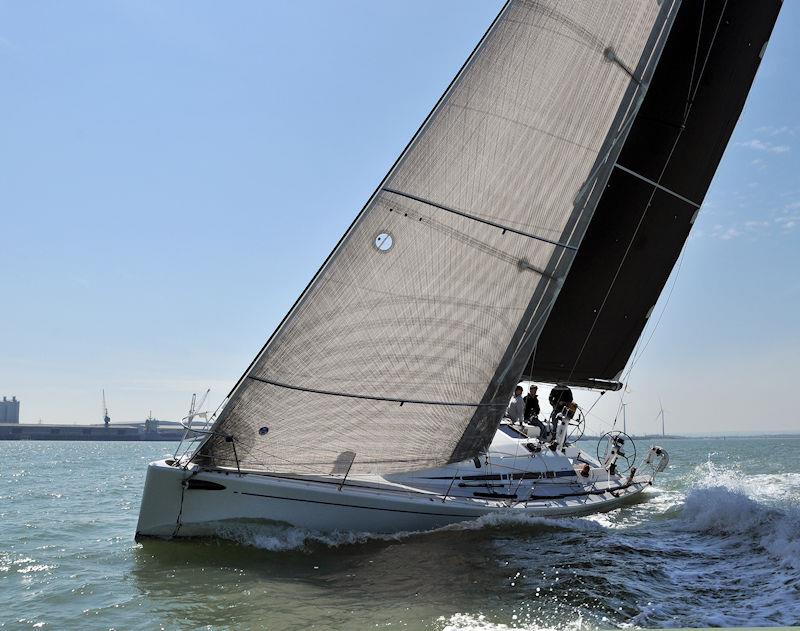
[197, 0, 676, 475]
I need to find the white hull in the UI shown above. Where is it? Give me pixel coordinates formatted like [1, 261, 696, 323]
[135, 458, 651, 539]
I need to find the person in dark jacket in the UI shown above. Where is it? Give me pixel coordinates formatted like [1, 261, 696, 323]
[524, 385, 540, 419]
[524, 385, 548, 439]
[548, 384, 574, 441]
[548, 384, 573, 417]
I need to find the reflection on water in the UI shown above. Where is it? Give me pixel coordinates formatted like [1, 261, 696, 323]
[2, 438, 799, 629]
[132, 524, 546, 630]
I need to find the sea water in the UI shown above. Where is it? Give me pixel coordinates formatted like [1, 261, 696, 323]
[1, 437, 798, 629]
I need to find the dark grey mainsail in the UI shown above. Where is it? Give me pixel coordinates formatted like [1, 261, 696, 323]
[525, 0, 782, 390]
[197, 0, 678, 475]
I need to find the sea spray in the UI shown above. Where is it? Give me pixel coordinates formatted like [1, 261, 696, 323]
[680, 485, 800, 571]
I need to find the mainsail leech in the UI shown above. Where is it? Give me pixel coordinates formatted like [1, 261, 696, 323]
[196, 1, 678, 475]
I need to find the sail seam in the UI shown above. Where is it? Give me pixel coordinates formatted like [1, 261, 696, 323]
[382, 188, 578, 250]
[447, 101, 596, 153]
[247, 376, 505, 408]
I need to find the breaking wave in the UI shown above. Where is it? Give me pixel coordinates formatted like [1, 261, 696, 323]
[212, 511, 607, 552]
[678, 485, 800, 574]
[624, 461, 800, 627]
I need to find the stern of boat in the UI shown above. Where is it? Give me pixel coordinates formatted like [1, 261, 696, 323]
[135, 459, 187, 540]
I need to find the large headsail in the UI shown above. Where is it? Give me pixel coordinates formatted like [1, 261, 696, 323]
[526, 0, 782, 389]
[197, 0, 678, 475]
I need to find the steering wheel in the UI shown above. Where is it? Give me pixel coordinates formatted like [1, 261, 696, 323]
[565, 407, 585, 443]
[596, 431, 636, 474]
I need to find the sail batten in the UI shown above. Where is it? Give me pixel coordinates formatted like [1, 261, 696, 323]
[613, 163, 701, 208]
[382, 188, 579, 250]
[247, 376, 507, 409]
[197, 0, 678, 475]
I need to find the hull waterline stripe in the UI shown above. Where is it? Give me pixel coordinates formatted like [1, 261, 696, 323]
[237, 490, 480, 518]
[528, 479, 648, 500]
[382, 188, 578, 250]
[236, 483, 644, 513]
[423, 469, 577, 481]
[247, 376, 505, 408]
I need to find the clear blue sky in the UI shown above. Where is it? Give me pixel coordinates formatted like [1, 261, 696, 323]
[1, 1, 798, 434]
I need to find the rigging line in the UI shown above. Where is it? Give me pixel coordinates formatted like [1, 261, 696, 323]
[584, 391, 606, 416]
[688, 0, 727, 107]
[596, 230, 688, 389]
[625, 242, 688, 378]
[685, 0, 707, 119]
[565, 3, 728, 387]
[609, 243, 689, 423]
[585, 410, 616, 432]
[382, 188, 578, 251]
[247, 376, 506, 408]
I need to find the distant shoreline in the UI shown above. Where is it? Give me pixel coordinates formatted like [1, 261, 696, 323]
[581, 433, 800, 441]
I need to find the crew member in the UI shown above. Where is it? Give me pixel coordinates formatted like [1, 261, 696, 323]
[548, 384, 574, 418]
[503, 385, 526, 425]
[524, 385, 548, 439]
[524, 385, 540, 419]
[548, 384, 574, 441]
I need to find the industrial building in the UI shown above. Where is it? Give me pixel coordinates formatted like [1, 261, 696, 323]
[0, 394, 185, 441]
[0, 416, 184, 441]
[0, 423, 183, 441]
[0, 396, 20, 423]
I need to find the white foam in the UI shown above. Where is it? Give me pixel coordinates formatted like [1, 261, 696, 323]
[437, 613, 586, 631]
[212, 521, 406, 551]
[211, 511, 605, 552]
[436, 511, 605, 534]
[690, 458, 800, 504]
[676, 457, 800, 571]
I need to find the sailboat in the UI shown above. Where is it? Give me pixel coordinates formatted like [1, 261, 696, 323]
[136, 0, 781, 539]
